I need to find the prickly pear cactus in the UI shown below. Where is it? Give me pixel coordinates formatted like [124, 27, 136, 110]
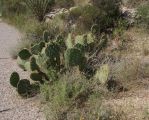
[18, 48, 31, 60]
[24, 61, 31, 71]
[65, 48, 85, 68]
[30, 72, 43, 83]
[31, 42, 45, 55]
[75, 34, 85, 45]
[66, 33, 73, 48]
[43, 30, 49, 42]
[17, 79, 30, 95]
[45, 43, 60, 69]
[10, 72, 20, 87]
[30, 57, 39, 71]
[94, 64, 110, 85]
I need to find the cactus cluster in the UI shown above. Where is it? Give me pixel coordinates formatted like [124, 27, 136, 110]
[65, 48, 86, 69]
[16, 31, 95, 79]
[10, 30, 95, 97]
[10, 72, 31, 96]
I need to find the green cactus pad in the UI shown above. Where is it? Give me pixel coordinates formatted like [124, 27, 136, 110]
[24, 62, 31, 71]
[75, 34, 85, 45]
[45, 43, 60, 68]
[10, 72, 20, 87]
[45, 43, 60, 57]
[31, 42, 45, 55]
[17, 79, 30, 95]
[18, 48, 32, 60]
[30, 57, 39, 71]
[66, 33, 73, 48]
[65, 48, 84, 68]
[31, 44, 40, 55]
[30, 72, 43, 83]
[43, 30, 49, 42]
[94, 64, 110, 85]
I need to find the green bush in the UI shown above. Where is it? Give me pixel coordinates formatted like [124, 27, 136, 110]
[68, 0, 121, 33]
[68, 5, 100, 33]
[92, 0, 121, 31]
[137, 4, 149, 28]
[40, 71, 91, 120]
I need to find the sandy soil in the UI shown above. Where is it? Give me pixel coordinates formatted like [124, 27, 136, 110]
[0, 22, 45, 120]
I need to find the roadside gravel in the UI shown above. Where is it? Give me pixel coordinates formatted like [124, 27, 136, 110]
[0, 22, 45, 120]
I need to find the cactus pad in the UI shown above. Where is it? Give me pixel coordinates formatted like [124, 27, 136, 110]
[45, 43, 60, 68]
[75, 34, 85, 45]
[18, 48, 31, 60]
[65, 48, 84, 68]
[17, 79, 30, 95]
[30, 72, 43, 83]
[30, 57, 39, 71]
[10, 72, 20, 87]
[43, 30, 49, 42]
[31, 42, 45, 55]
[94, 64, 110, 85]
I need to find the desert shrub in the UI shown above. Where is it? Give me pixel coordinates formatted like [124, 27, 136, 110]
[55, 0, 74, 8]
[67, 0, 122, 34]
[41, 70, 93, 120]
[124, 0, 149, 7]
[78, 5, 100, 32]
[2, 0, 27, 17]
[92, 0, 122, 31]
[111, 57, 140, 82]
[24, 19, 51, 40]
[68, 5, 100, 34]
[25, 0, 54, 21]
[2, 0, 30, 31]
[137, 4, 149, 28]
[73, 0, 90, 6]
[48, 15, 67, 36]
[9, 38, 32, 59]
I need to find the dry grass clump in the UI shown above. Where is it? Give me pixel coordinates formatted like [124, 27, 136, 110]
[123, 0, 149, 7]
[142, 42, 149, 56]
[55, 0, 74, 8]
[111, 57, 140, 82]
[73, 0, 90, 6]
